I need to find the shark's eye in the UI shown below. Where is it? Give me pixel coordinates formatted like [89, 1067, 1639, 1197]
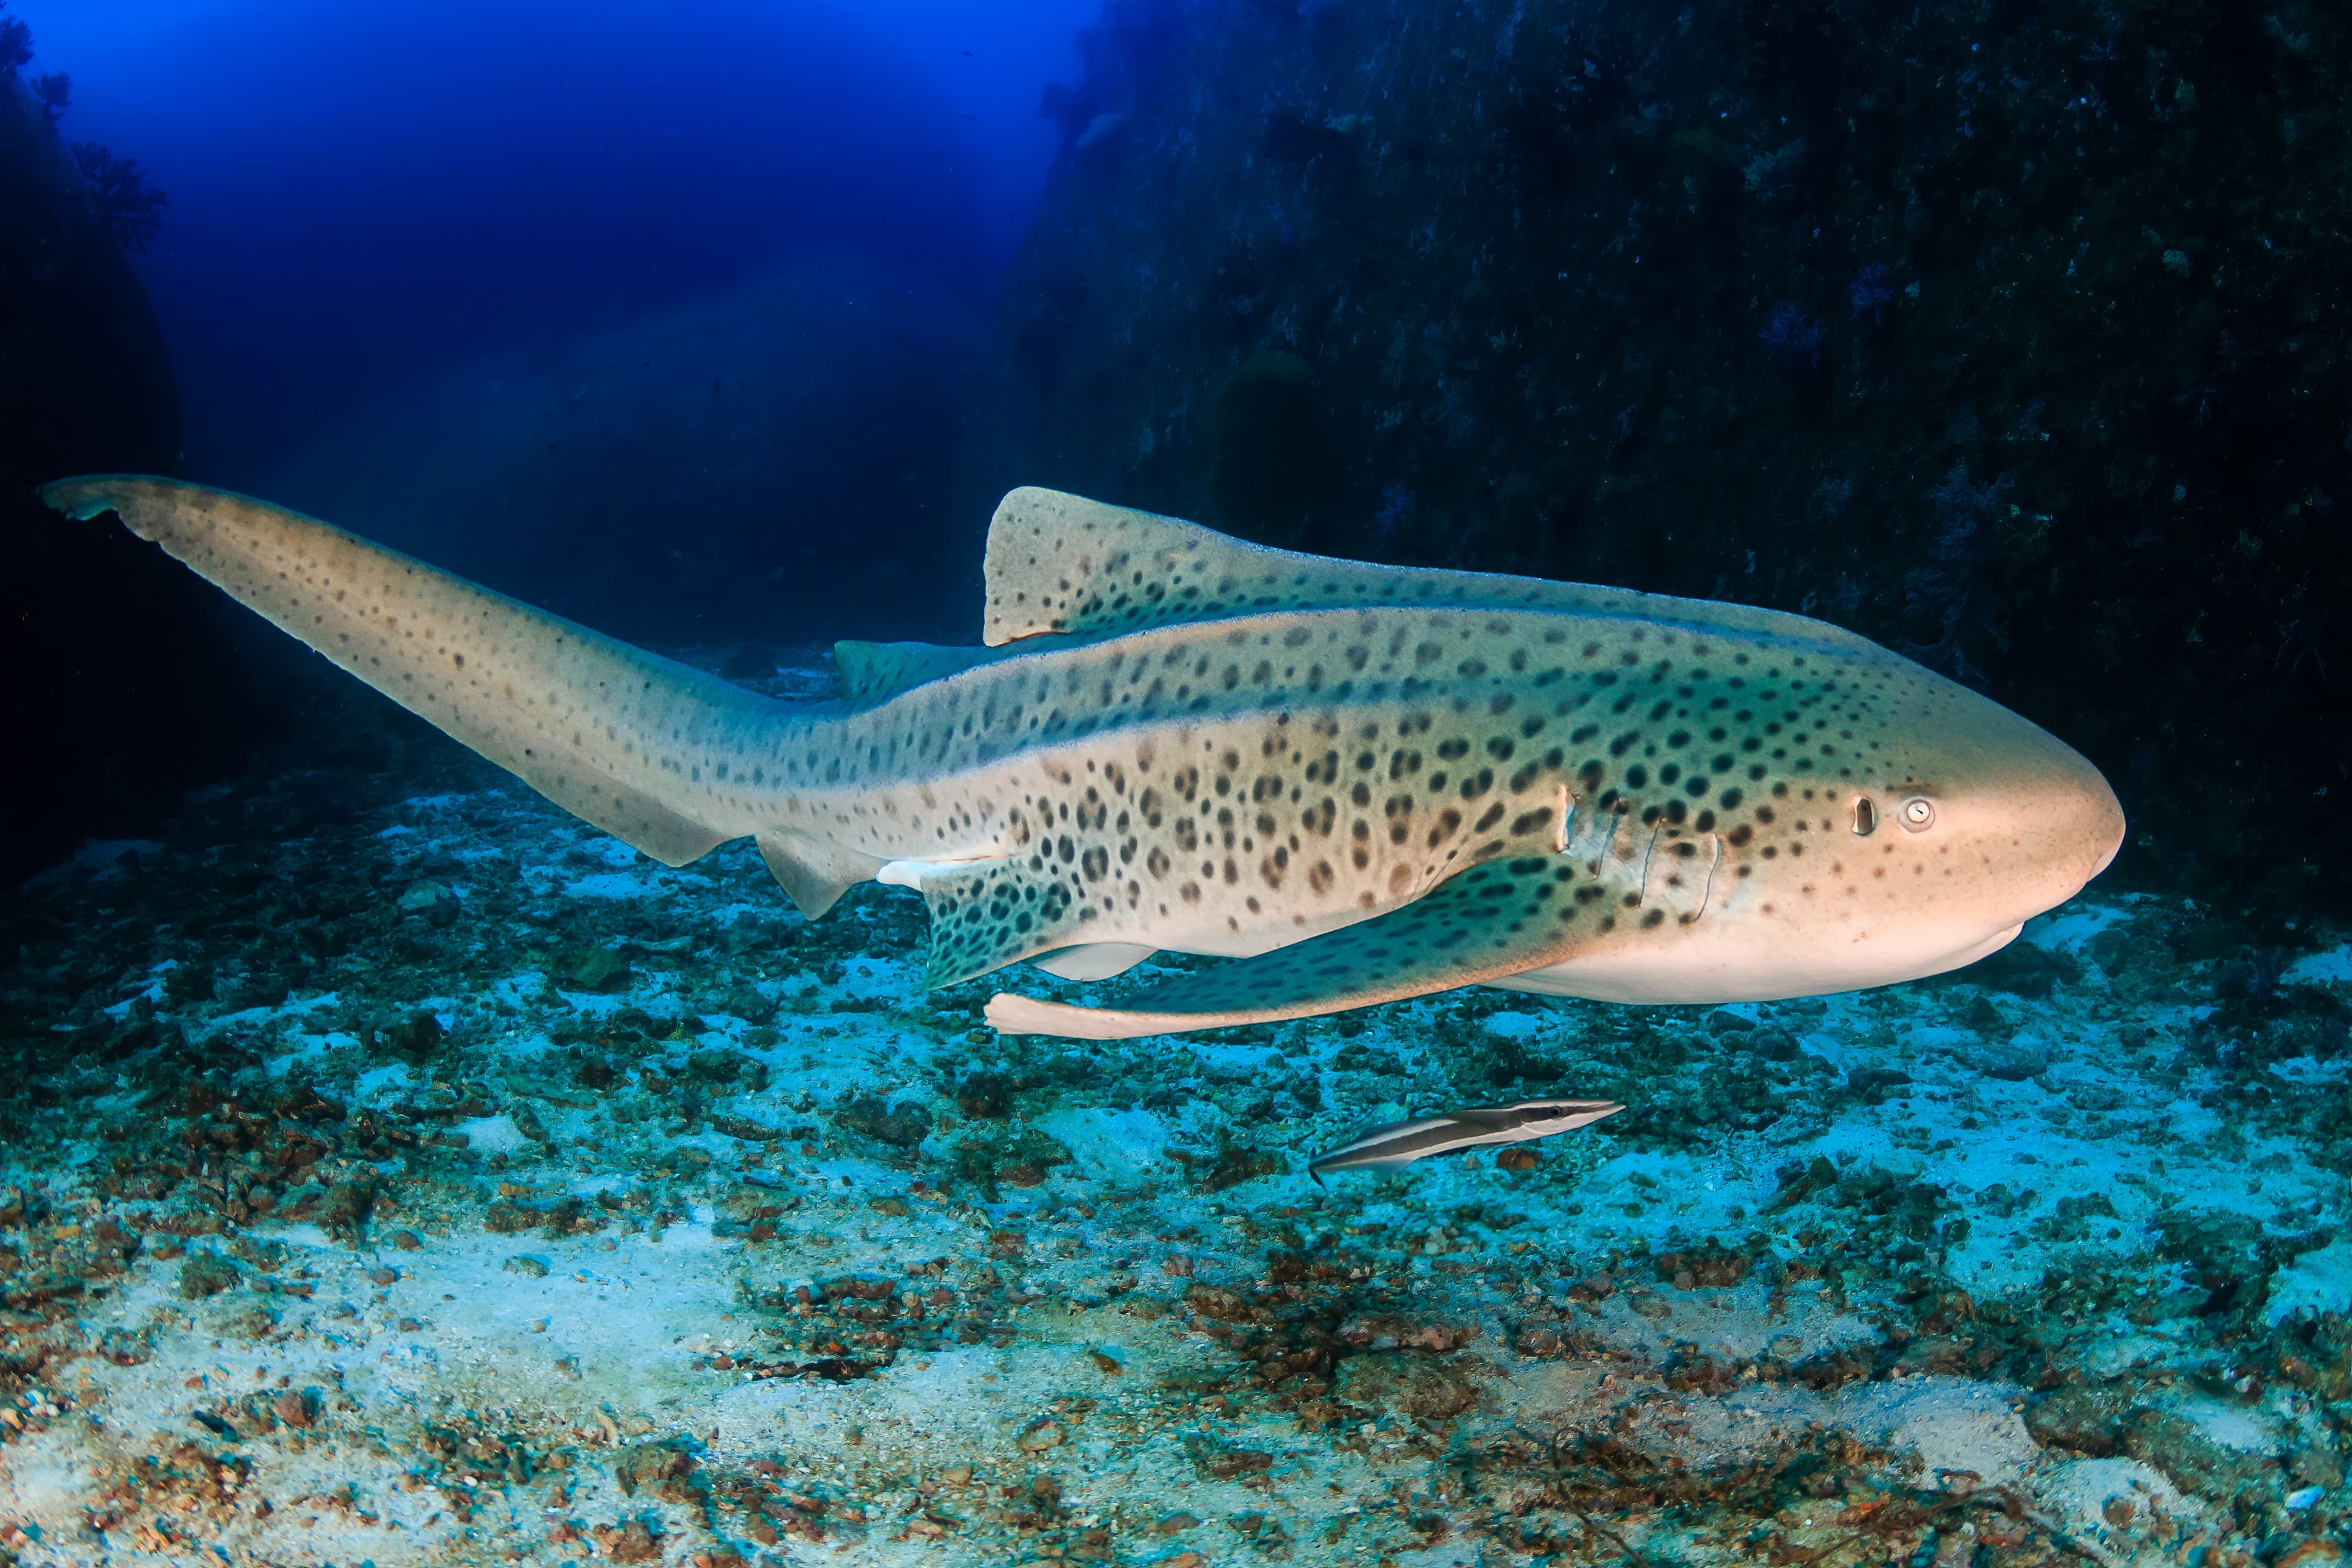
[1851, 796, 1878, 836]
[1899, 796, 1937, 832]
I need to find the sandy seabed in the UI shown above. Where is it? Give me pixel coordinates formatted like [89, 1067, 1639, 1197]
[3, 663, 2350, 1568]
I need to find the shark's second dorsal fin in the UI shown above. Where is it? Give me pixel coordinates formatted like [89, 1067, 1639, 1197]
[980, 486, 1887, 657]
[833, 639, 1000, 705]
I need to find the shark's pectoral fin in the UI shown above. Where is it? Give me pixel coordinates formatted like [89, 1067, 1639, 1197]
[911, 860, 1103, 988]
[884, 859, 1143, 979]
[984, 854, 1600, 1040]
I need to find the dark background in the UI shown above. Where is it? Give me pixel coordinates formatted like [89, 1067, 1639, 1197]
[974, 0, 2350, 908]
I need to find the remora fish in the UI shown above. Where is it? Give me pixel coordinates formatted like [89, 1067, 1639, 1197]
[1308, 1098, 1624, 1183]
[39, 478, 2125, 1040]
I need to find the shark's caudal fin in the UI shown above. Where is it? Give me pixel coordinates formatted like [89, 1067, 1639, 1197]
[40, 477, 850, 903]
[984, 853, 1603, 1040]
[982, 485, 1889, 657]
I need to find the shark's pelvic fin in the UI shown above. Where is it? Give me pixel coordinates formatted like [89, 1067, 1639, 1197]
[983, 854, 1602, 1039]
[1029, 942, 1158, 981]
[981, 485, 1888, 657]
[42, 476, 790, 873]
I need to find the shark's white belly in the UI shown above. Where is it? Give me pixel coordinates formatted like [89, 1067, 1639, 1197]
[1496, 919, 2023, 1003]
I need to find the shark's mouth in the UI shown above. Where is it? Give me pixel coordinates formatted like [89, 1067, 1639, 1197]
[1942, 922, 2024, 973]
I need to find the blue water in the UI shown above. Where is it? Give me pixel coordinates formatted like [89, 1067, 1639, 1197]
[13, 0, 1097, 632]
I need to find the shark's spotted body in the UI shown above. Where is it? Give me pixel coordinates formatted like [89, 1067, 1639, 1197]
[40, 478, 2125, 1039]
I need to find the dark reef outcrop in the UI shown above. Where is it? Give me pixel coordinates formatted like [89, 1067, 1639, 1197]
[1, 68, 243, 883]
[975, 0, 2348, 902]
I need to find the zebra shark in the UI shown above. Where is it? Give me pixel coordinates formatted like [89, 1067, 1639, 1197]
[41, 477, 2124, 1040]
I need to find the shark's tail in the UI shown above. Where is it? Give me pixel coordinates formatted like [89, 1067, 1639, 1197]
[40, 476, 832, 892]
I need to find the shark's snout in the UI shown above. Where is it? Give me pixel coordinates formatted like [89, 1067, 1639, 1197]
[1978, 727, 2127, 930]
[2090, 759, 2127, 872]
[2037, 740, 2125, 891]
[2080, 771, 2127, 882]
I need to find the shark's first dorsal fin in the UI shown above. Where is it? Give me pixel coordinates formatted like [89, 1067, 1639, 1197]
[982, 488, 1254, 646]
[981, 486, 1885, 657]
[833, 639, 1000, 705]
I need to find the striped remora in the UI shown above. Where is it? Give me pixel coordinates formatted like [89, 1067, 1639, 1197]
[1306, 1098, 1625, 1183]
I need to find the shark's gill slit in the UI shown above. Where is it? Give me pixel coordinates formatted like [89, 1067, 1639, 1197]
[1693, 832, 1723, 924]
[1574, 804, 1616, 873]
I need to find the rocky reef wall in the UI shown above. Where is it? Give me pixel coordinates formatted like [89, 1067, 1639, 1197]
[973, 0, 2349, 903]
[0, 69, 249, 884]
